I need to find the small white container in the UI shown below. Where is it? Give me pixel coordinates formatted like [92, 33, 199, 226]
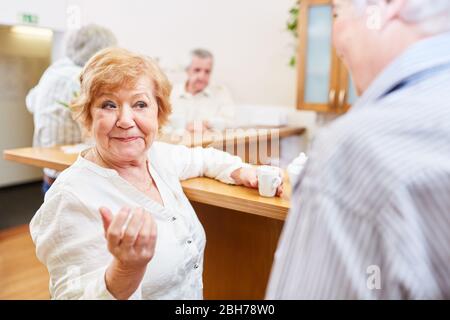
[287, 153, 308, 185]
[257, 165, 282, 197]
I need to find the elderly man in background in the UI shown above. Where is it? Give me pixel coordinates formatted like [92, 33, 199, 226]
[267, 0, 450, 299]
[26, 24, 117, 193]
[170, 48, 235, 132]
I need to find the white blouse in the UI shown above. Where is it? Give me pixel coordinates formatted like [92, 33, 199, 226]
[30, 141, 248, 300]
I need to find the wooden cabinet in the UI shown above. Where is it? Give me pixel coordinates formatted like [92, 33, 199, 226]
[296, 0, 357, 113]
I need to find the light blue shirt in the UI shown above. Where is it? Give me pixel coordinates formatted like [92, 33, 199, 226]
[267, 32, 450, 299]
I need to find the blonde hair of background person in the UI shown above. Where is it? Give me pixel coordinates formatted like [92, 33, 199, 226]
[30, 47, 283, 300]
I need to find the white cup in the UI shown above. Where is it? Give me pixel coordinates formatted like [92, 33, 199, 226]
[257, 165, 282, 197]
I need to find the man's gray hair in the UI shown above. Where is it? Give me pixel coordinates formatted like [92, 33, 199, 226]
[186, 48, 214, 69]
[353, 0, 450, 34]
[66, 24, 117, 67]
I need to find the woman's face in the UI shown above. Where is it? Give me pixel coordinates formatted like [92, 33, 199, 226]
[90, 76, 159, 164]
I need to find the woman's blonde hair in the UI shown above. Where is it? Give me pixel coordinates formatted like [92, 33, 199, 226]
[71, 47, 172, 130]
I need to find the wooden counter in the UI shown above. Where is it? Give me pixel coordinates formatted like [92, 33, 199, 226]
[3, 146, 77, 172]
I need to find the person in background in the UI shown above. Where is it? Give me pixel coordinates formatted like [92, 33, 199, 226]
[170, 48, 235, 132]
[26, 24, 117, 193]
[267, 0, 450, 299]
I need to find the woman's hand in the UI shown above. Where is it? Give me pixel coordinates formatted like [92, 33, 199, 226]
[231, 167, 284, 197]
[99, 207, 157, 299]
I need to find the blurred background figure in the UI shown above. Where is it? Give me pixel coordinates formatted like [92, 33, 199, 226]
[170, 48, 235, 133]
[26, 24, 117, 193]
[267, 0, 450, 299]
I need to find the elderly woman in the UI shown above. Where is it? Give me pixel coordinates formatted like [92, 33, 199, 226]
[30, 47, 282, 300]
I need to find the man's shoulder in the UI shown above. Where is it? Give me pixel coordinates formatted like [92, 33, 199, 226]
[310, 96, 449, 207]
[207, 84, 231, 96]
[312, 107, 383, 158]
[316, 103, 438, 172]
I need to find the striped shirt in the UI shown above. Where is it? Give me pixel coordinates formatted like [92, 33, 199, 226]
[266, 32, 450, 299]
[26, 58, 83, 178]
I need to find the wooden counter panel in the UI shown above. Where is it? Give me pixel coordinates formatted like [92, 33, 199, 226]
[194, 202, 284, 299]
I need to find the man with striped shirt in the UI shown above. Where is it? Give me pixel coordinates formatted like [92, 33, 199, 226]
[267, 0, 450, 299]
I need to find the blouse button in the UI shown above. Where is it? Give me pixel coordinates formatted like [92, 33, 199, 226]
[187, 239, 192, 244]
[171, 216, 177, 222]
[193, 263, 199, 269]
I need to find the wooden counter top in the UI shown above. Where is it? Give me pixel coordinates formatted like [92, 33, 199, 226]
[183, 176, 290, 221]
[3, 146, 78, 172]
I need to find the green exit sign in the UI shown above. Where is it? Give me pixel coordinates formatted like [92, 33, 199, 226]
[19, 13, 39, 25]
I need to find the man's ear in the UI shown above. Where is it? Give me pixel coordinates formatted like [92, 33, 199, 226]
[381, 0, 407, 27]
[367, 0, 406, 31]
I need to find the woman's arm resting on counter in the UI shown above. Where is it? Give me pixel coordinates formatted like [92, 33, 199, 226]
[153, 142, 249, 184]
[152, 142, 283, 195]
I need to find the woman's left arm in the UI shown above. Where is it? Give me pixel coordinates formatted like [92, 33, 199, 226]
[154, 142, 283, 195]
[155, 142, 249, 184]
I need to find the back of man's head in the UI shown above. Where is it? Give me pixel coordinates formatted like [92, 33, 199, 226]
[335, 0, 450, 94]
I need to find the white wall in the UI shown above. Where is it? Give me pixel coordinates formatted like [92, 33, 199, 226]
[0, 0, 67, 31]
[67, 0, 297, 107]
